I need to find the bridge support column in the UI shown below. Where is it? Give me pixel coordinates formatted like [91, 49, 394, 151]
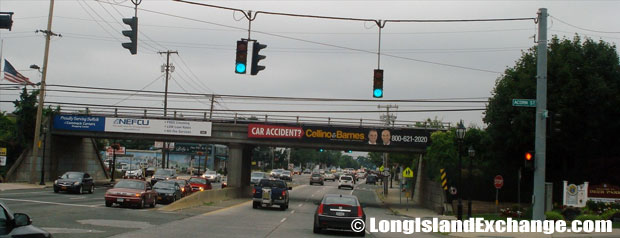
[227, 143, 252, 189]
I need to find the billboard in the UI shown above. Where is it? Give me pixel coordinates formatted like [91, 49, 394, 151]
[53, 115, 212, 137]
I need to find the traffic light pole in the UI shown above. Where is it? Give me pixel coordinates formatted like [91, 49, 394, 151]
[532, 8, 548, 220]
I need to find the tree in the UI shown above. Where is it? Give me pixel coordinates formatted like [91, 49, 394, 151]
[12, 88, 38, 147]
[484, 35, 620, 202]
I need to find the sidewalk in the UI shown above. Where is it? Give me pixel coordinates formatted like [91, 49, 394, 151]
[375, 187, 620, 238]
[0, 182, 47, 191]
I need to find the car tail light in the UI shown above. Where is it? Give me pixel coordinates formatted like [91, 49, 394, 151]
[253, 188, 256, 194]
[281, 191, 286, 196]
[181, 187, 185, 192]
[357, 206, 363, 217]
[317, 204, 324, 215]
[135, 193, 141, 197]
[199, 187, 204, 191]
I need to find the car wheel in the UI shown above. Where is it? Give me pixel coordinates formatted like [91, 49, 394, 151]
[280, 205, 286, 211]
[313, 223, 321, 234]
[338, 186, 341, 189]
[138, 198, 145, 209]
[54, 188, 59, 193]
[321, 182, 324, 186]
[105, 201, 113, 207]
[89, 185, 94, 194]
[76, 185, 83, 194]
[252, 202, 259, 209]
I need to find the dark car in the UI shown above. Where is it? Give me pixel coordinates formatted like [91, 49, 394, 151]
[170, 179, 191, 197]
[150, 169, 177, 185]
[310, 173, 324, 186]
[314, 194, 366, 236]
[0, 201, 51, 238]
[280, 170, 292, 181]
[366, 174, 378, 185]
[188, 176, 212, 193]
[104, 179, 157, 208]
[53, 171, 95, 194]
[252, 179, 291, 210]
[153, 180, 183, 204]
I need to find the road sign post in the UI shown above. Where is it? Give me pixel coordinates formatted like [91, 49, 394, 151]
[494, 175, 504, 214]
[512, 99, 536, 107]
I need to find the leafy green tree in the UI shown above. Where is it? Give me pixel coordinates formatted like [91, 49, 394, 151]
[12, 88, 38, 147]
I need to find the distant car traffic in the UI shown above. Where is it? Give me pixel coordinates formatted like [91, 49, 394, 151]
[323, 173, 336, 181]
[202, 170, 221, 183]
[188, 176, 212, 192]
[310, 173, 324, 186]
[54, 171, 95, 194]
[293, 168, 301, 175]
[314, 194, 365, 236]
[270, 169, 284, 179]
[124, 169, 143, 180]
[105, 179, 157, 208]
[252, 179, 291, 210]
[280, 170, 292, 181]
[153, 180, 183, 204]
[0, 201, 51, 237]
[170, 179, 191, 197]
[338, 175, 354, 190]
[366, 174, 378, 185]
[150, 169, 177, 185]
[303, 169, 312, 174]
[251, 172, 268, 185]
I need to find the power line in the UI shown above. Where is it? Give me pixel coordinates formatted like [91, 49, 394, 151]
[550, 16, 620, 34]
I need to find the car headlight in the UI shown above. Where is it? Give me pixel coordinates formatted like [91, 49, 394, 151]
[74, 181, 80, 185]
[54, 180, 58, 184]
[199, 187, 204, 191]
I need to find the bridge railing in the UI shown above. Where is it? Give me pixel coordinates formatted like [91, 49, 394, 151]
[49, 105, 452, 130]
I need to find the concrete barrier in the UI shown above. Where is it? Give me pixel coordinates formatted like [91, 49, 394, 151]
[159, 186, 252, 211]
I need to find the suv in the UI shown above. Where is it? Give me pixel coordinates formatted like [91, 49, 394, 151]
[338, 175, 354, 189]
[0, 201, 51, 237]
[310, 173, 324, 186]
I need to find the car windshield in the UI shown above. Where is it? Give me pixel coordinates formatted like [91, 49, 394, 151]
[341, 176, 353, 181]
[172, 180, 186, 185]
[205, 171, 216, 175]
[312, 174, 321, 177]
[251, 172, 264, 177]
[154, 170, 174, 176]
[114, 180, 145, 190]
[61, 172, 83, 179]
[324, 196, 357, 206]
[258, 180, 286, 188]
[188, 178, 206, 184]
[282, 171, 290, 174]
[153, 182, 176, 189]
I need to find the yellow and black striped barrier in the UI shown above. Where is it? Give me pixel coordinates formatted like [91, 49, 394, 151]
[440, 168, 448, 191]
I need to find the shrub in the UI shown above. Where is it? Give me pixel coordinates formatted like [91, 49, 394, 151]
[562, 207, 582, 221]
[545, 211, 565, 221]
[601, 209, 620, 220]
[574, 214, 602, 221]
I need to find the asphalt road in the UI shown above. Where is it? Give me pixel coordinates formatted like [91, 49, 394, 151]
[1, 175, 442, 238]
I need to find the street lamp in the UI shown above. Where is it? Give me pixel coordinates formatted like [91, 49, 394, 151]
[455, 120, 466, 220]
[467, 145, 475, 218]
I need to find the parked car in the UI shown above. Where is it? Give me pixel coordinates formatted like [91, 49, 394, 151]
[145, 167, 156, 177]
[188, 176, 212, 192]
[54, 171, 95, 194]
[338, 175, 355, 190]
[280, 170, 292, 181]
[150, 169, 177, 185]
[153, 180, 183, 204]
[124, 169, 143, 180]
[105, 179, 157, 208]
[366, 174, 378, 185]
[0, 201, 52, 237]
[251, 172, 268, 185]
[310, 173, 324, 186]
[170, 179, 191, 197]
[314, 194, 365, 236]
[202, 170, 221, 183]
[303, 169, 312, 174]
[252, 179, 291, 210]
[324, 173, 336, 181]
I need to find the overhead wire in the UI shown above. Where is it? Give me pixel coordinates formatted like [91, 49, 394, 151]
[112, 74, 164, 106]
[550, 16, 620, 34]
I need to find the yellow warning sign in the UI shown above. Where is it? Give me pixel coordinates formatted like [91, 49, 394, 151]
[0, 148, 6, 156]
[402, 167, 414, 178]
[379, 165, 384, 172]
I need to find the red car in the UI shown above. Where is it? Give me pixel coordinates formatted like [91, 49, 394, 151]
[105, 179, 157, 208]
[170, 179, 192, 197]
[188, 176, 212, 193]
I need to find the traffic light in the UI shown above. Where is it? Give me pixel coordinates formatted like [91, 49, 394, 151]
[317, 148, 324, 152]
[345, 150, 352, 153]
[553, 113, 561, 132]
[524, 151, 534, 170]
[235, 40, 248, 74]
[373, 69, 383, 98]
[250, 41, 266, 75]
[121, 17, 138, 55]
[0, 12, 14, 31]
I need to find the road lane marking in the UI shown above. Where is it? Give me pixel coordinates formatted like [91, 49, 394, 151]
[290, 210, 295, 214]
[0, 191, 48, 195]
[0, 198, 100, 208]
[298, 204, 303, 207]
[280, 218, 286, 223]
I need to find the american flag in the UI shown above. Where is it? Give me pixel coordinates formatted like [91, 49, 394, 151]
[3, 59, 34, 86]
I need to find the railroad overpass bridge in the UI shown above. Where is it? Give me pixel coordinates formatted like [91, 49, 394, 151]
[8, 114, 447, 190]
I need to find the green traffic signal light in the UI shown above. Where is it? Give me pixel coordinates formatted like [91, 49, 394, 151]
[235, 40, 248, 74]
[373, 69, 383, 98]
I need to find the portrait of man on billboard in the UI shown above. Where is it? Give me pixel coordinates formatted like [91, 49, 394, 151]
[368, 129, 378, 145]
[381, 129, 391, 145]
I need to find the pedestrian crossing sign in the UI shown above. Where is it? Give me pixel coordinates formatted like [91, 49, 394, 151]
[379, 165, 384, 172]
[402, 167, 414, 178]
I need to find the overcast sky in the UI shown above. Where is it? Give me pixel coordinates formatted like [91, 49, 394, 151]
[0, 0, 618, 128]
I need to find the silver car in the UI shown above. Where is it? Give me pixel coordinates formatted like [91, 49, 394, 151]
[202, 170, 221, 182]
[280, 170, 292, 181]
[251, 172, 267, 185]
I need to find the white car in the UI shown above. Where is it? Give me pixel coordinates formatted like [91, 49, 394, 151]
[251, 172, 267, 185]
[338, 175, 354, 190]
[124, 169, 142, 179]
[202, 170, 221, 182]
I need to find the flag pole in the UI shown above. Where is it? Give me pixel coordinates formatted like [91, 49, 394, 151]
[30, 0, 55, 184]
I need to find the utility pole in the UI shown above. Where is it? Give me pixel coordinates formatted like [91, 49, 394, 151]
[30, 0, 56, 184]
[378, 104, 398, 193]
[158, 50, 178, 169]
[532, 8, 548, 220]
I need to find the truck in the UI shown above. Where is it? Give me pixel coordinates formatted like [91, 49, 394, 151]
[252, 179, 292, 210]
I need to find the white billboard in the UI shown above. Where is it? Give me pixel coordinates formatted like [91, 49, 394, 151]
[105, 118, 212, 137]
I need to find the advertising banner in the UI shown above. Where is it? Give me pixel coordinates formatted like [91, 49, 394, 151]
[248, 123, 431, 149]
[105, 118, 212, 137]
[105, 146, 126, 157]
[53, 115, 105, 131]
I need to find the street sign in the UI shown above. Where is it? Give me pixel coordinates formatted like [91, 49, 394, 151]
[512, 99, 536, 107]
[494, 175, 504, 189]
[0, 147, 6, 156]
[252, 161, 257, 166]
[0, 156, 5, 166]
[402, 167, 414, 178]
[450, 186, 457, 195]
[379, 165, 384, 172]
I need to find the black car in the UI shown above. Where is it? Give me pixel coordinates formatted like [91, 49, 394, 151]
[153, 180, 183, 204]
[150, 169, 177, 185]
[365, 174, 378, 185]
[314, 194, 365, 236]
[0, 201, 52, 237]
[53, 171, 95, 194]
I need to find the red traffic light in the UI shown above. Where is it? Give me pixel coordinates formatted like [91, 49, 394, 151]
[525, 152, 533, 161]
